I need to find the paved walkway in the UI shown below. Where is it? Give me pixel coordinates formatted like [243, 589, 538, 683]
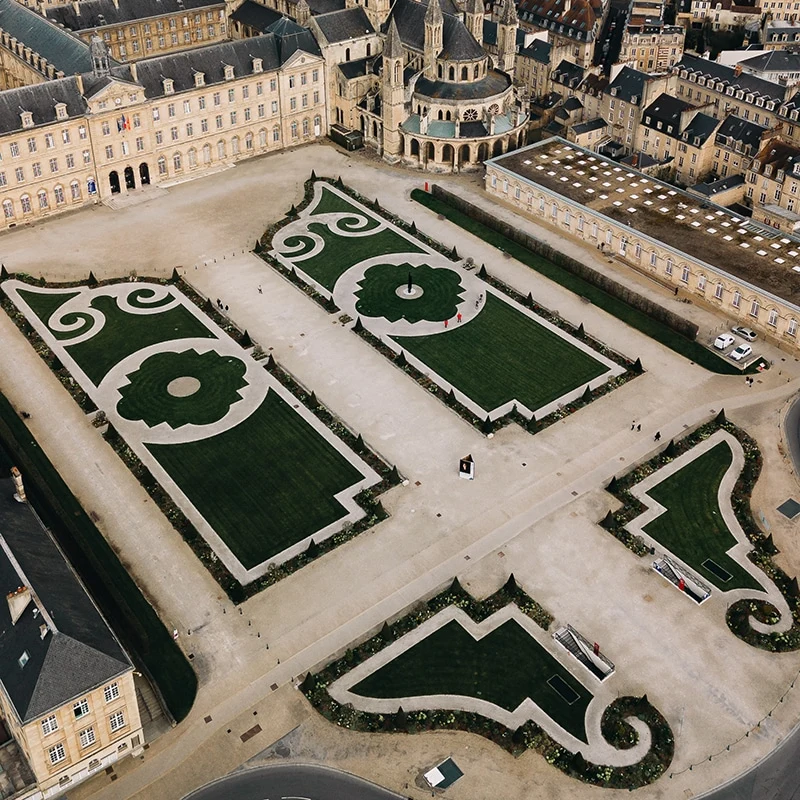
[0, 144, 800, 800]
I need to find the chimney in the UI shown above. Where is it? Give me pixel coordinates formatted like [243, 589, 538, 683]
[7, 586, 31, 625]
[72, 0, 80, 15]
[129, 61, 138, 82]
[734, 63, 743, 76]
[10, 467, 25, 503]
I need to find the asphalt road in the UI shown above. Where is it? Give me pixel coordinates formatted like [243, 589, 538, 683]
[183, 764, 408, 800]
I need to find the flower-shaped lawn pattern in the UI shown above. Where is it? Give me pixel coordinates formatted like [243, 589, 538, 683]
[118, 349, 248, 429]
[355, 263, 464, 324]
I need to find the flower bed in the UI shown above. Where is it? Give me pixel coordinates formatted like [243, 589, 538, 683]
[301, 576, 674, 789]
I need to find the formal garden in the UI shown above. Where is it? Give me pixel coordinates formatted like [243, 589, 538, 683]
[301, 577, 675, 790]
[260, 177, 639, 433]
[1, 274, 398, 600]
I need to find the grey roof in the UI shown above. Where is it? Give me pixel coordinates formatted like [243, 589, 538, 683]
[47, 0, 221, 31]
[413, 68, 510, 100]
[337, 56, 369, 79]
[313, 7, 373, 42]
[0, 76, 87, 134]
[740, 49, 800, 73]
[229, 0, 282, 32]
[563, 95, 582, 111]
[674, 53, 785, 103]
[0, 0, 108, 76]
[642, 93, 692, 132]
[518, 37, 551, 63]
[383, 14, 402, 59]
[715, 114, 767, 149]
[0, 478, 130, 723]
[122, 31, 319, 96]
[551, 58, 584, 87]
[571, 117, 606, 133]
[482, 20, 528, 48]
[306, 0, 346, 13]
[607, 65, 648, 104]
[390, 0, 483, 61]
[690, 173, 745, 196]
[681, 111, 720, 145]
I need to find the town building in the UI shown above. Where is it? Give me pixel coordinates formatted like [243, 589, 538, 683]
[744, 136, 800, 230]
[737, 49, 800, 84]
[762, 18, 800, 48]
[710, 113, 769, 177]
[682, 0, 761, 31]
[0, 473, 143, 798]
[618, 17, 685, 73]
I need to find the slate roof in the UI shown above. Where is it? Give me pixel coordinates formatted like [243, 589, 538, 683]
[47, 0, 221, 31]
[517, 0, 602, 42]
[551, 59, 584, 87]
[518, 37, 551, 64]
[680, 111, 719, 144]
[0, 478, 130, 724]
[118, 32, 319, 97]
[571, 116, 606, 133]
[607, 65, 648, 104]
[313, 7, 373, 43]
[337, 56, 370, 79]
[673, 53, 786, 103]
[689, 173, 745, 196]
[229, 0, 282, 32]
[714, 114, 766, 151]
[563, 95, 582, 111]
[482, 19, 528, 48]
[740, 49, 800, 74]
[414, 68, 510, 100]
[389, 0, 484, 61]
[641, 92, 692, 133]
[752, 138, 800, 177]
[0, 0, 105, 76]
[0, 76, 87, 134]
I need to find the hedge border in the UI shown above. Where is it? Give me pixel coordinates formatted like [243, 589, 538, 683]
[600, 412, 800, 650]
[0, 272, 401, 603]
[256, 176, 642, 437]
[301, 576, 674, 790]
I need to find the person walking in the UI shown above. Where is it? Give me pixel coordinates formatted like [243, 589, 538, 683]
[654, 431, 661, 441]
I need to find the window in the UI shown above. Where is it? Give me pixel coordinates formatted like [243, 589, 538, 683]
[70, 181, 81, 200]
[173, 153, 182, 171]
[171, 127, 178, 141]
[44, 133, 54, 149]
[768, 308, 778, 326]
[32, 163, 42, 178]
[697, 275, 706, 291]
[242, 85, 249, 99]
[188, 148, 197, 167]
[20, 195, 31, 214]
[105, 145, 114, 160]
[201, 119, 208, 133]
[228, 88, 235, 103]
[291, 121, 298, 138]
[62, 129, 71, 144]
[271, 101, 278, 114]
[650, 251, 657, 267]
[634, 242, 642, 259]
[158, 156, 167, 175]
[48, 743, 66, 764]
[49, 158, 58, 173]
[231, 136, 239, 154]
[42, 715, 58, 735]
[789, 318, 797, 336]
[301, 72, 307, 86]
[258, 104, 265, 118]
[272, 126, 280, 142]
[270, 78, 277, 92]
[136, 137, 144, 152]
[83, 150, 91, 165]
[302, 94, 308, 108]
[289, 76, 295, 89]
[183, 100, 191, 114]
[2, 199, 12, 218]
[27, 137, 36, 153]
[290, 97, 297, 111]
[577, 216, 584, 233]
[38, 190, 48, 209]
[665, 258, 673, 276]
[605, 229, 612, 245]
[186, 123, 193, 137]
[733, 290, 741, 308]
[215, 115, 223, 129]
[302, 119, 309, 136]
[213, 92, 221, 106]
[312, 69, 319, 82]
[199, 97, 206, 110]
[230, 111, 237, 125]
[14, 167, 23, 183]
[155, 131, 163, 144]
[108, 711, 125, 733]
[750, 299, 759, 317]
[0, 172, 6, 187]
[9, 142, 18, 158]
[168, 103, 175, 118]
[74, 699, 89, 719]
[79, 727, 96, 748]
[681, 266, 689, 283]
[257, 82, 264, 95]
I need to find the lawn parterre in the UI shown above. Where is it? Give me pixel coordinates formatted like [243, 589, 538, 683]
[2, 277, 391, 586]
[263, 178, 634, 428]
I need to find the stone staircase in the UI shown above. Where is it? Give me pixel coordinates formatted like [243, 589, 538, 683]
[554, 625, 615, 681]
[653, 555, 711, 603]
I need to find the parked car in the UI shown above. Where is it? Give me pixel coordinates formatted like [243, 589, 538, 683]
[731, 326, 757, 342]
[730, 344, 753, 362]
[714, 333, 735, 350]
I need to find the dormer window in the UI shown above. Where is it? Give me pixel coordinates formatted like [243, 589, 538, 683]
[224, 64, 234, 80]
[252, 57, 263, 73]
[54, 103, 67, 120]
[194, 71, 204, 87]
[765, 164, 772, 176]
[20, 111, 33, 129]
[163, 78, 174, 95]
[778, 168, 786, 182]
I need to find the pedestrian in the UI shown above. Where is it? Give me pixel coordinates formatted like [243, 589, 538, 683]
[674, 287, 679, 296]
[637, 424, 641, 432]
[631, 421, 636, 430]
[225, 304, 229, 312]
[444, 318, 449, 328]
[654, 431, 661, 441]
[475, 299, 479, 308]
[216, 298, 221, 307]
[457, 312, 462, 323]
[479, 292, 484, 304]
[258, 285, 262, 294]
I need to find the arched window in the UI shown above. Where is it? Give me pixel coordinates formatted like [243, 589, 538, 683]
[464, 108, 478, 120]
[231, 135, 240, 154]
[446, 110, 451, 121]
[273, 126, 280, 142]
[302, 118, 309, 135]
[366, 43, 371, 57]
[345, 47, 351, 61]
[173, 152, 182, 171]
[449, 66, 455, 80]
[2, 199, 13, 218]
[54, 185, 65, 204]
[437, 110, 443, 120]
[291, 121, 298, 138]
[38, 190, 48, 209]
[461, 66, 468, 80]
[158, 156, 167, 175]
[259, 129, 267, 146]
[188, 148, 197, 167]
[245, 132, 254, 149]
[217, 140, 226, 159]
[203, 143, 211, 163]
[474, 64, 480, 78]
[70, 180, 81, 200]
[20, 195, 31, 214]
[438, 64, 443, 78]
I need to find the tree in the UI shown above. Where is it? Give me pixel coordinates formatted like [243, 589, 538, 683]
[0, 264, 8, 280]
[396, 350, 407, 367]
[310, 169, 317, 181]
[171, 267, 181, 282]
[633, 357, 643, 373]
[266, 353, 277, 370]
[355, 433, 365, 452]
[450, 245, 459, 259]
[482, 415, 493, 435]
[353, 317, 364, 333]
[478, 263, 488, 279]
[240, 330, 252, 347]
[526, 292, 534, 307]
[606, 476, 618, 493]
[503, 573, 518, 593]
[715, 408, 727, 425]
[388, 465, 400, 484]
[577, 322, 585, 337]
[582, 385, 592, 403]
[601, 510, 615, 528]
[88, 271, 98, 286]
[665, 439, 678, 458]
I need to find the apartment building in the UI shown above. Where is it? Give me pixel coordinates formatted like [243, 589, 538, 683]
[745, 136, 800, 229]
[711, 113, 769, 176]
[603, 64, 670, 152]
[685, 0, 761, 30]
[46, 0, 228, 63]
[0, 474, 143, 799]
[516, 0, 602, 68]
[618, 17, 685, 73]
[516, 36, 551, 99]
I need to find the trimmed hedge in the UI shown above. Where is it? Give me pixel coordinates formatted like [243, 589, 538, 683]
[302, 577, 674, 789]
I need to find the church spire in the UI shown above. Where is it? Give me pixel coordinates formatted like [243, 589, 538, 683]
[425, 0, 443, 26]
[499, 0, 518, 25]
[384, 15, 404, 60]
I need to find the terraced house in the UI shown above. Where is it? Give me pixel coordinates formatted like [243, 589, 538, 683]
[0, 475, 142, 799]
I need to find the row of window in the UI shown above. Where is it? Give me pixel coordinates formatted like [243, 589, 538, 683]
[41, 683, 120, 737]
[0, 181, 92, 216]
[47, 711, 126, 765]
[98, 9, 222, 40]
[0, 151, 91, 184]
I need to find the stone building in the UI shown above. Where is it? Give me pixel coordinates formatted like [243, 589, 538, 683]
[745, 136, 800, 230]
[484, 135, 800, 351]
[618, 17, 685, 73]
[46, 0, 228, 63]
[0, 474, 143, 798]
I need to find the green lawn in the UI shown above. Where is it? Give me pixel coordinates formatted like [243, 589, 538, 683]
[310, 183, 380, 219]
[277, 222, 425, 292]
[411, 190, 749, 376]
[352, 618, 592, 742]
[355, 262, 464, 323]
[0, 392, 196, 722]
[147, 389, 366, 569]
[19, 287, 214, 386]
[117, 349, 248, 429]
[643, 441, 763, 591]
[393, 293, 607, 414]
